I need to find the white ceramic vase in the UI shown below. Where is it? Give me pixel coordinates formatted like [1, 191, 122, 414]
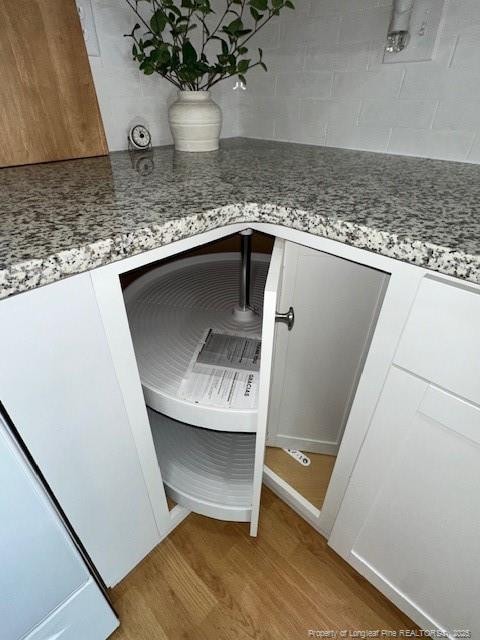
[168, 90, 222, 152]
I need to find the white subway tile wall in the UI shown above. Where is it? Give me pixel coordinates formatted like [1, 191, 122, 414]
[88, 0, 480, 162]
[88, 0, 239, 151]
[239, 0, 480, 163]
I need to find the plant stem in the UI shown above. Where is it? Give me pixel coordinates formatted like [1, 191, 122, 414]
[201, 10, 275, 90]
[203, 0, 234, 50]
[125, 0, 152, 34]
[232, 10, 276, 56]
[202, 60, 264, 89]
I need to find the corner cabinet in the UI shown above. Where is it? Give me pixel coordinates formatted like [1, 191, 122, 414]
[6, 220, 472, 636]
[329, 276, 480, 637]
[92, 229, 388, 541]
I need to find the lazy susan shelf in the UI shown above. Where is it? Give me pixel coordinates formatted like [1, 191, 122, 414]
[124, 252, 269, 432]
[148, 408, 255, 522]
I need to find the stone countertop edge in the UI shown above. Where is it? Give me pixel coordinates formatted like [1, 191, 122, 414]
[1, 201, 478, 302]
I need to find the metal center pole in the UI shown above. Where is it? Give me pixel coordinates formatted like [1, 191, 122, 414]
[232, 229, 257, 322]
[239, 231, 252, 311]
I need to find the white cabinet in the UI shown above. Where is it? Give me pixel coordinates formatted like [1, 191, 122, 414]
[0, 272, 160, 586]
[330, 277, 480, 636]
[394, 275, 480, 405]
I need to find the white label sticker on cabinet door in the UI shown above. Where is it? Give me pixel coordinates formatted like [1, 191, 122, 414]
[179, 329, 261, 409]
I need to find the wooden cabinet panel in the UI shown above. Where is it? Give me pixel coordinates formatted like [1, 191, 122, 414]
[0, 0, 107, 167]
[330, 366, 480, 634]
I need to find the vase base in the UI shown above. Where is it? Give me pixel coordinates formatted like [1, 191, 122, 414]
[174, 140, 219, 153]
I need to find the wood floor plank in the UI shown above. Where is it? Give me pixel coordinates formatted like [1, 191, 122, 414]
[111, 488, 418, 639]
[265, 447, 337, 509]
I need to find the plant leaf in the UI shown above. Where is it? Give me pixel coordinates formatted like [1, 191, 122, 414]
[249, 0, 268, 9]
[150, 9, 167, 34]
[182, 40, 198, 65]
[237, 59, 250, 73]
[250, 7, 263, 21]
[225, 17, 243, 34]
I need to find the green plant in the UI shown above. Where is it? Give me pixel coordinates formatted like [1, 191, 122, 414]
[125, 0, 294, 90]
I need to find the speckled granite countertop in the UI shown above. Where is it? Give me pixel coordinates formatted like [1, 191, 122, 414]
[1, 137, 479, 300]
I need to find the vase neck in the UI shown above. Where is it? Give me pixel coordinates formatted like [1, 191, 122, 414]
[178, 90, 211, 101]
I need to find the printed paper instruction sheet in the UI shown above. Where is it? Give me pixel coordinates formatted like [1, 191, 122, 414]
[179, 329, 261, 409]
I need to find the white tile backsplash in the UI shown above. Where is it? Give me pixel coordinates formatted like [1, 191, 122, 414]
[239, 0, 480, 163]
[275, 72, 333, 98]
[326, 123, 391, 152]
[242, 67, 276, 96]
[300, 98, 362, 127]
[449, 30, 480, 72]
[332, 68, 405, 99]
[280, 14, 341, 46]
[465, 134, 480, 162]
[439, 0, 480, 40]
[87, 0, 480, 163]
[400, 67, 480, 102]
[358, 99, 437, 129]
[239, 94, 300, 121]
[305, 42, 370, 72]
[388, 128, 474, 161]
[274, 117, 327, 145]
[433, 99, 480, 130]
[239, 108, 276, 139]
[309, 0, 380, 18]
[338, 7, 391, 45]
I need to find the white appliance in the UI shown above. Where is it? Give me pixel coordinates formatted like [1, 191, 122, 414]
[0, 407, 118, 640]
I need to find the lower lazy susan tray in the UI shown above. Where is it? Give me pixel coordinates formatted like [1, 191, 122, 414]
[148, 408, 256, 522]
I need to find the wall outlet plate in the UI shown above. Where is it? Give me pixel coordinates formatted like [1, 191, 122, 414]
[76, 0, 100, 58]
[383, 0, 445, 64]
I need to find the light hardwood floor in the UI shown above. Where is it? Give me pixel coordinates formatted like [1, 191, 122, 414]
[110, 488, 417, 639]
[265, 447, 337, 510]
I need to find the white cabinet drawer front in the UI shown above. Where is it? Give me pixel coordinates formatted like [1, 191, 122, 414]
[330, 367, 480, 634]
[394, 276, 480, 405]
[420, 385, 480, 446]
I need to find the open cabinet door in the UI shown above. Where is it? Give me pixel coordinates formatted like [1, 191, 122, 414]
[250, 238, 286, 536]
[260, 240, 388, 530]
[266, 241, 387, 457]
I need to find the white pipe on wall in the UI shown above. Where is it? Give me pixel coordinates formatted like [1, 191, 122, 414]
[384, 0, 445, 62]
[386, 0, 414, 53]
[389, 0, 415, 34]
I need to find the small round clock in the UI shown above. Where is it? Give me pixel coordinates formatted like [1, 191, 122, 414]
[128, 124, 152, 151]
